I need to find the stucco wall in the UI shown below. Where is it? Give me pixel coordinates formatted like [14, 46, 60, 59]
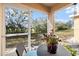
[0, 4, 3, 56]
[74, 15, 79, 43]
[0, 4, 5, 56]
[0, 3, 3, 56]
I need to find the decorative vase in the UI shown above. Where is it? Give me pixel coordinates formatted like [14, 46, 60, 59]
[48, 44, 58, 54]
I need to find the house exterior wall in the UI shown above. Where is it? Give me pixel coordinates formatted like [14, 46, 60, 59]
[74, 15, 79, 43]
[0, 4, 6, 56]
[0, 3, 3, 56]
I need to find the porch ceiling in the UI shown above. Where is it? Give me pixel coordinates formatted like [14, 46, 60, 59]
[41, 3, 55, 7]
[41, 3, 71, 11]
[22, 3, 71, 13]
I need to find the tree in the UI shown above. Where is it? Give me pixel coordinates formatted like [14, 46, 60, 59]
[66, 20, 74, 29]
[55, 20, 73, 31]
[32, 17, 47, 33]
[5, 8, 29, 34]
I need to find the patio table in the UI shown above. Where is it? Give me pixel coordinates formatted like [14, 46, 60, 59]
[23, 44, 71, 56]
[37, 44, 71, 56]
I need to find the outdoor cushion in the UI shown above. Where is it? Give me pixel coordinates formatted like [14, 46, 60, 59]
[23, 50, 37, 56]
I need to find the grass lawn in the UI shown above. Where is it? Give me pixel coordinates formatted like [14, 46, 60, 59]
[6, 34, 41, 48]
[55, 29, 74, 40]
[6, 29, 74, 48]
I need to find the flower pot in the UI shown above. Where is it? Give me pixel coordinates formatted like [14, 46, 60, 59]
[48, 44, 58, 54]
[47, 45, 51, 52]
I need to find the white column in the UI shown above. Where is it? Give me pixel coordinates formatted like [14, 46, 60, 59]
[47, 11, 55, 34]
[28, 10, 31, 51]
[47, 17, 53, 34]
[74, 15, 79, 44]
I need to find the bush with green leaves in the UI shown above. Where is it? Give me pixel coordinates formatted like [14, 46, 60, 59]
[55, 20, 73, 31]
[64, 45, 77, 56]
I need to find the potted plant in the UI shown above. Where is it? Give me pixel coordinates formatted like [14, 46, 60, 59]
[47, 34, 59, 54]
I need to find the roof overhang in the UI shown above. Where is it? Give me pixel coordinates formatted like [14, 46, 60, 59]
[22, 3, 71, 13]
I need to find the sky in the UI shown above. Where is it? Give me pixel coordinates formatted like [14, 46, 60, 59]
[54, 4, 77, 23]
[55, 3, 79, 23]
[32, 3, 79, 23]
[32, 6, 72, 23]
[32, 10, 47, 20]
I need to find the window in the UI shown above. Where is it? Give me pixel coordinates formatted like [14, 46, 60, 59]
[5, 7, 30, 50]
[5, 6, 48, 55]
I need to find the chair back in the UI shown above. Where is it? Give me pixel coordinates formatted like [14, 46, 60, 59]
[16, 43, 27, 56]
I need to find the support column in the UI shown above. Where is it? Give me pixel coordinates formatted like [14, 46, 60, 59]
[74, 15, 79, 44]
[47, 10, 55, 34]
[28, 10, 31, 51]
[0, 4, 5, 56]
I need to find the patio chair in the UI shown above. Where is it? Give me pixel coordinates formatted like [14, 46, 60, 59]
[16, 43, 27, 56]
